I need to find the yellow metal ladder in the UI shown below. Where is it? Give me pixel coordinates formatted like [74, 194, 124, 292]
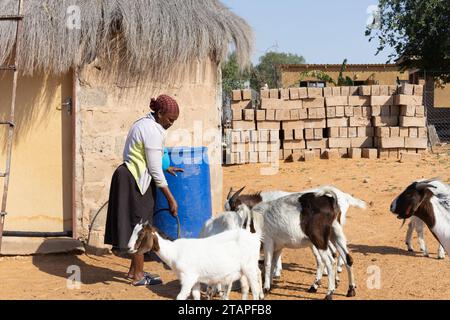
[0, 0, 24, 251]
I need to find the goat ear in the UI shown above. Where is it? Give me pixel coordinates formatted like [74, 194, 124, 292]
[152, 233, 160, 252]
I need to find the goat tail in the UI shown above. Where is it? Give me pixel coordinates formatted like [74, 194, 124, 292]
[322, 186, 367, 210]
[345, 194, 367, 210]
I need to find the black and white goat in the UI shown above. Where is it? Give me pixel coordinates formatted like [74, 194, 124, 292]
[405, 216, 445, 259]
[391, 178, 450, 257]
[249, 187, 357, 300]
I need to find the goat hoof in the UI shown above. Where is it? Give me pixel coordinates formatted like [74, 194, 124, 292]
[324, 294, 333, 300]
[335, 280, 340, 288]
[263, 288, 271, 294]
[407, 248, 414, 252]
[346, 286, 356, 297]
[307, 286, 318, 293]
[438, 255, 445, 260]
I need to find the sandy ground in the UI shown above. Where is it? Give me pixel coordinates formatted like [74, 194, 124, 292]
[1, 151, 450, 300]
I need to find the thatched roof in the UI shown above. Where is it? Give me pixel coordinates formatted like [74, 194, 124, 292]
[0, 0, 253, 82]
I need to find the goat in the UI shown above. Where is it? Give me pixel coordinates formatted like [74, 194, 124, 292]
[405, 216, 446, 259]
[250, 187, 357, 300]
[128, 222, 263, 300]
[391, 178, 450, 257]
[226, 185, 365, 289]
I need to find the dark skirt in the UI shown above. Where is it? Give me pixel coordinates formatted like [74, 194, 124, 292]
[104, 164, 156, 250]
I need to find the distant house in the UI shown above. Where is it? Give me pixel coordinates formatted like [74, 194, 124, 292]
[279, 64, 409, 88]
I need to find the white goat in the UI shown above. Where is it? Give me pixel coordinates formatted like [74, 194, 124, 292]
[405, 216, 446, 259]
[391, 178, 450, 257]
[128, 223, 263, 300]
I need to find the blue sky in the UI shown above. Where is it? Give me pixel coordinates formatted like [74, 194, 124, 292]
[221, 0, 396, 65]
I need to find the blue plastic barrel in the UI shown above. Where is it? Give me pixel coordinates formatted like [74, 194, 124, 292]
[153, 147, 212, 239]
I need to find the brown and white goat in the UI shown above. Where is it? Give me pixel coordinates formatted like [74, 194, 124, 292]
[391, 178, 450, 257]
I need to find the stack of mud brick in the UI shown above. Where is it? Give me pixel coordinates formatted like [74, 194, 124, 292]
[259, 87, 326, 161]
[373, 83, 427, 160]
[225, 129, 280, 164]
[231, 89, 255, 130]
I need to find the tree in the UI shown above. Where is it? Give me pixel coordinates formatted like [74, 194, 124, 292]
[221, 52, 251, 98]
[366, 0, 450, 83]
[299, 59, 355, 86]
[251, 52, 305, 90]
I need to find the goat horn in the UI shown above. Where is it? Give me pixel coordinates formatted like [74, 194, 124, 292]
[229, 186, 246, 206]
[227, 187, 234, 200]
[415, 183, 437, 191]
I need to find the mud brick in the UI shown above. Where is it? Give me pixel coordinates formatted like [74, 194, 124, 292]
[308, 108, 317, 119]
[257, 121, 280, 130]
[290, 109, 299, 120]
[327, 106, 336, 118]
[298, 87, 308, 99]
[370, 85, 380, 96]
[408, 128, 417, 138]
[294, 129, 304, 140]
[362, 148, 378, 159]
[418, 127, 427, 138]
[380, 137, 405, 148]
[340, 86, 350, 96]
[269, 130, 280, 142]
[305, 128, 314, 140]
[241, 131, 250, 143]
[380, 85, 389, 96]
[269, 89, 279, 99]
[304, 150, 316, 161]
[349, 96, 371, 106]
[226, 152, 239, 165]
[308, 87, 323, 98]
[260, 89, 270, 99]
[335, 106, 345, 117]
[339, 127, 348, 138]
[231, 131, 241, 143]
[268, 151, 278, 162]
[353, 107, 362, 117]
[303, 98, 325, 108]
[238, 151, 248, 164]
[316, 108, 326, 119]
[243, 109, 255, 121]
[282, 120, 304, 131]
[358, 127, 374, 137]
[351, 137, 373, 148]
[388, 85, 399, 95]
[399, 128, 409, 137]
[268, 141, 280, 153]
[399, 116, 426, 127]
[291, 150, 303, 161]
[349, 116, 371, 127]
[378, 149, 390, 160]
[249, 130, 259, 142]
[231, 101, 252, 112]
[256, 110, 266, 121]
[400, 105, 416, 117]
[233, 120, 255, 130]
[326, 96, 348, 107]
[415, 105, 425, 117]
[390, 127, 400, 137]
[289, 88, 299, 100]
[249, 151, 259, 163]
[395, 95, 423, 106]
[323, 87, 333, 97]
[231, 143, 245, 152]
[329, 127, 340, 138]
[307, 139, 327, 149]
[376, 127, 390, 138]
[242, 89, 252, 101]
[405, 138, 427, 149]
[361, 106, 372, 117]
[299, 108, 308, 119]
[284, 140, 306, 149]
[232, 89, 242, 101]
[380, 105, 391, 116]
[371, 95, 394, 106]
[232, 109, 243, 120]
[260, 98, 280, 110]
[248, 142, 257, 152]
[324, 149, 340, 159]
[328, 117, 349, 127]
[265, 109, 275, 121]
[280, 100, 304, 110]
[259, 129, 269, 142]
[314, 128, 323, 139]
[389, 149, 400, 159]
[338, 148, 349, 157]
[276, 109, 291, 121]
[280, 149, 288, 161]
[258, 142, 268, 152]
[400, 152, 422, 162]
[303, 119, 327, 129]
[349, 148, 361, 159]
[372, 116, 399, 127]
[413, 85, 424, 96]
[280, 88, 290, 100]
[258, 152, 268, 163]
[328, 138, 351, 148]
[349, 86, 360, 96]
[332, 87, 341, 96]
[283, 129, 294, 140]
[344, 106, 354, 117]
[399, 83, 414, 95]
[390, 105, 400, 116]
[371, 105, 381, 116]
[348, 127, 357, 138]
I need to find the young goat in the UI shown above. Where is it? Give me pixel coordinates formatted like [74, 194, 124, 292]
[391, 178, 450, 257]
[250, 187, 357, 300]
[128, 223, 263, 300]
[405, 216, 445, 259]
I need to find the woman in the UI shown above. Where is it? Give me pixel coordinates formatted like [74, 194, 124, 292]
[104, 94, 184, 286]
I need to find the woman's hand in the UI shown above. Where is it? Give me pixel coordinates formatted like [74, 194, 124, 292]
[168, 198, 178, 217]
[167, 167, 184, 177]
